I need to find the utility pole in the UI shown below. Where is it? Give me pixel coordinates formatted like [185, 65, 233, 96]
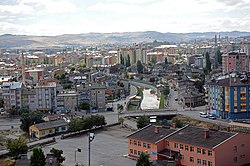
[88, 132, 95, 166]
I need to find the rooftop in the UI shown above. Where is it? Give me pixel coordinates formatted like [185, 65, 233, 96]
[207, 77, 250, 87]
[167, 125, 236, 149]
[34, 119, 67, 131]
[127, 125, 176, 143]
[2, 82, 22, 89]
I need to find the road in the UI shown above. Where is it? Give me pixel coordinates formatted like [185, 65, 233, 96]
[0, 117, 21, 130]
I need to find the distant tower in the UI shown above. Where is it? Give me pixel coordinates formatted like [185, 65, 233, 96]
[21, 51, 26, 86]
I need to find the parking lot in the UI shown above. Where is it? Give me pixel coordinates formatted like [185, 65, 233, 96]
[38, 126, 136, 166]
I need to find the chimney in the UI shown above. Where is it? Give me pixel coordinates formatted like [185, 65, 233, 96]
[204, 130, 209, 138]
[154, 126, 160, 134]
[172, 123, 176, 129]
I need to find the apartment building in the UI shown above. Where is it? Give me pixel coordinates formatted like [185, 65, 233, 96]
[21, 88, 37, 111]
[56, 92, 78, 112]
[222, 51, 249, 74]
[207, 75, 250, 120]
[90, 83, 106, 111]
[127, 125, 250, 166]
[35, 81, 57, 112]
[2, 82, 23, 110]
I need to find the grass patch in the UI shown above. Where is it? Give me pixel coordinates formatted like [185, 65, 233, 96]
[136, 86, 143, 97]
[128, 104, 137, 111]
[159, 93, 165, 109]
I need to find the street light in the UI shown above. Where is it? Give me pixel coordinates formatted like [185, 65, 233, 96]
[88, 132, 95, 166]
[75, 148, 81, 165]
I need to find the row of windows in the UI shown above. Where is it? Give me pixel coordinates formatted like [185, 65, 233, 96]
[130, 149, 141, 156]
[173, 143, 212, 156]
[130, 140, 151, 149]
[187, 157, 212, 166]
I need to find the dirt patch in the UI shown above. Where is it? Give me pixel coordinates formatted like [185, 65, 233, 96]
[100, 125, 133, 139]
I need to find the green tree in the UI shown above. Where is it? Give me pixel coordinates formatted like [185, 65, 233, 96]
[137, 60, 143, 74]
[50, 148, 65, 164]
[136, 115, 149, 129]
[136, 152, 150, 166]
[162, 85, 170, 96]
[149, 77, 155, 83]
[151, 55, 157, 64]
[70, 67, 75, 73]
[120, 54, 124, 65]
[118, 117, 125, 127]
[20, 111, 44, 133]
[0, 98, 3, 108]
[7, 136, 28, 157]
[205, 52, 211, 73]
[79, 101, 90, 111]
[30, 148, 46, 166]
[172, 117, 184, 128]
[126, 54, 131, 67]
[165, 57, 168, 65]
[217, 49, 223, 65]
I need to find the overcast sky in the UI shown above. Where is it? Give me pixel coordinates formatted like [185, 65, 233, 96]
[0, 0, 250, 36]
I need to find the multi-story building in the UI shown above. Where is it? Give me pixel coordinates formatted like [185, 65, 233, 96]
[90, 83, 106, 111]
[207, 75, 250, 119]
[21, 88, 37, 111]
[128, 124, 250, 166]
[222, 51, 249, 74]
[35, 81, 57, 112]
[2, 82, 23, 110]
[25, 69, 44, 85]
[56, 92, 78, 112]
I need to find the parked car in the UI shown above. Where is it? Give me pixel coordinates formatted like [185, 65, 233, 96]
[208, 115, 216, 120]
[200, 112, 208, 118]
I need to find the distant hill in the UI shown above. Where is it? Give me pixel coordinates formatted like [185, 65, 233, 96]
[0, 31, 250, 49]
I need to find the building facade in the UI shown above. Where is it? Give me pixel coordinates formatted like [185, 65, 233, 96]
[207, 75, 250, 120]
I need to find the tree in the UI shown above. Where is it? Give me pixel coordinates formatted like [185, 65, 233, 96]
[0, 98, 3, 108]
[136, 115, 149, 129]
[136, 152, 150, 166]
[20, 111, 44, 133]
[50, 148, 65, 164]
[7, 136, 28, 157]
[118, 117, 125, 127]
[120, 54, 124, 65]
[70, 67, 75, 73]
[79, 101, 90, 111]
[217, 49, 223, 65]
[126, 54, 131, 67]
[172, 117, 184, 128]
[151, 55, 157, 64]
[165, 57, 168, 64]
[30, 148, 46, 166]
[205, 52, 211, 73]
[162, 86, 170, 96]
[137, 60, 143, 74]
[149, 77, 155, 83]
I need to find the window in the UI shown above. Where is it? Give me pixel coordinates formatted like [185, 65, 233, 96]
[147, 144, 151, 149]
[134, 150, 137, 155]
[130, 149, 133, 154]
[197, 148, 201, 154]
[49, 130, 53, 133]
[138, 151, 141, 155]
[202, 149, 206, 155]
[190, 157, 194, 162]
[130, 140, 132, 144]
[208, 150, 212, 156]
[190, 147, 194, 152]
[185, 145, 189, 151]
[203, 160, 207, 166]
[166, 141, 169, 147]
[134, 140, 137, 145]
[143, 143, 146, 148]
[174, 143, 178, 148]
[180, 144, 184, 149]
[233, 146, 237, 152]
[181, 155, 184, 160]
[234, 157, 237, 163]
[42, 131, 45, 135]
[138, 141, 141, 146]
[197, 159, 201, 164]
[208, 161, 212, 166]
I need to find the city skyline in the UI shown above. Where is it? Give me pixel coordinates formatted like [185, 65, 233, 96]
[0, 0, 250, 36]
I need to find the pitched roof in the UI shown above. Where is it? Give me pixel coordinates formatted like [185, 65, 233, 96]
[127, 124, 176, 143]
[34, 119, 67, 130]
[167, 125, 236, 149]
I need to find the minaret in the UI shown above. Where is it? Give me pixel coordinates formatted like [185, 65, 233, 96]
[21, 51, 26, 86]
